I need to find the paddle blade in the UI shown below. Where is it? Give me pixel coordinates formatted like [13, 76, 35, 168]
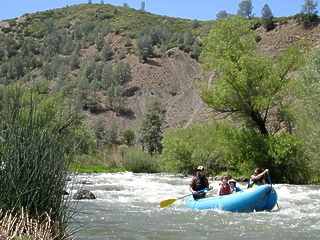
[159, 198, 178, 208]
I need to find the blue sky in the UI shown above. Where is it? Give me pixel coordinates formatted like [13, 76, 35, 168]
[0, 0, 315, 22]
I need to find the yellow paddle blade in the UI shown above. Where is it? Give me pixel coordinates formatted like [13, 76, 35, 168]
[159, 198, 178, 208]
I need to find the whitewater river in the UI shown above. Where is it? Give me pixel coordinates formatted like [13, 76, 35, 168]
[68, 172, 320, 240]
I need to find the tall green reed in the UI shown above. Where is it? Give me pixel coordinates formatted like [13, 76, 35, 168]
[0, 84, 80, 238]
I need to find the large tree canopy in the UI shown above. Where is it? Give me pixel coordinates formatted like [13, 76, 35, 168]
[199, 17, 305, 135]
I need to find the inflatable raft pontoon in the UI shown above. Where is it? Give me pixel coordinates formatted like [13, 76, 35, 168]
[186, 185, 277, 212]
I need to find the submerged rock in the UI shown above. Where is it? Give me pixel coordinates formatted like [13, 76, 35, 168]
[73, 188, 96, 200]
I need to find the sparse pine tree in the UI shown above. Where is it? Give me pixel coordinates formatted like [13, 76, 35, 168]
[301, 0, 318, 14]
[216, 10, 232, 20]
[261, 4, 276, 31]
[140, 1, 146, 11]
[237, 0, 255, 19]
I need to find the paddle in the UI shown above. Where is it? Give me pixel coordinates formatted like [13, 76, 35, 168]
[267, 172, 272, 187]
[160, 188, 210, 208]
[267, 172, 280, 209]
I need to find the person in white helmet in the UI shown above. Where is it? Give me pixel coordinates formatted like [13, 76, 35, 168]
[229, 179, 242, 193]
[189, 166, 212, 199]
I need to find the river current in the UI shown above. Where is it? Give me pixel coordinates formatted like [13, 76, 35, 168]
[68, 172, 320, 240]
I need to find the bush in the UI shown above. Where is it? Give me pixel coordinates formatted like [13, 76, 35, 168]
[295, 13, 318, 27]
[122, 146, 158, 172]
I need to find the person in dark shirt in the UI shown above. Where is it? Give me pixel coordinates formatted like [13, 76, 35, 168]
[189, 166, 212, 199]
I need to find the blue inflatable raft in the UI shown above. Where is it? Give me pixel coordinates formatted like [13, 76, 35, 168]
[186, 185, 277, 212]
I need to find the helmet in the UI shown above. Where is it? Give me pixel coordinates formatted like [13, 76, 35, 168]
[196, 166, 204, 171]
[229, 179, 237, 183]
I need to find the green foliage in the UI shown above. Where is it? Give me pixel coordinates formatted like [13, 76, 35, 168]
[295, 13, 318, 27]
[261, 4, 276, 31]
[136, 34, 153, 61]
[139, 98, 166, 155]
[101, 41, 113, 61]
[160, 121, 312, 183]
[199, 16, 305, 135]
[113, 61, 131, 85]
[105, 85, 127, 113]
[121, 146, 158, 172]
[121, 129, 135, 147]
[301, 0, 318, 14]
[297, 47, 320, 177]
[262, 17, 276, 31]
[216, 10, 232, 20]
[237, 0, 254, 19]
[0, 84, 87, 236]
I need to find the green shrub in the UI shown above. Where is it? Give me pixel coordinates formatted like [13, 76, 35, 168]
[122, 146, 158, 172]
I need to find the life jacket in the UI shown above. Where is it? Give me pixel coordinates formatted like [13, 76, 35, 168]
[231, 186, 241, 193]
[248, 177, 263, 188]
[193, 176, 208, 191]
[219, 183, 231, 196]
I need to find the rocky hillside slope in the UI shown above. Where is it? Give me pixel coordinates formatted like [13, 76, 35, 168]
[2, 13, 320, 138]
[100, 19, 320, 137]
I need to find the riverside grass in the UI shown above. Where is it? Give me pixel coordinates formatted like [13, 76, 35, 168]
[0, 208, 75, 240]
[0, 85, 79, 239]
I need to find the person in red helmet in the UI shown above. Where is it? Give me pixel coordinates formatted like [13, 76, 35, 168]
[189, 166, 212, 199]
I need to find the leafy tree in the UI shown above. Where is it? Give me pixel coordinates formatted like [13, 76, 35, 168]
[136, 34, 153, 62]
[105, 121, 118, 145]
[298, 47, 320, 174]
[101, 42, 113, 61]
[198, 17, 305, 135]
[0, 46, 5, 61]
[301, 0, 318, 14]
[105, 85, 127, 113]
[183, 29, 193, 46]
[139, 98, 166, 155]
[113, 61, 131, 85]
[191, 41, 201, 59]
[124, 35, 132, 47]
[95, 34, 105, 51]
[216, 10, 232, 20]
[101, 64, 114, 90]
[237, 0, 255, 19]
[149, 26, 169, 46]
[192, 19, 201, 29]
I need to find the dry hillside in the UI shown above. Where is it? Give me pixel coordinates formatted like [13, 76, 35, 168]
[93, 19, 320, 138]
[2, 16, 320, 139]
